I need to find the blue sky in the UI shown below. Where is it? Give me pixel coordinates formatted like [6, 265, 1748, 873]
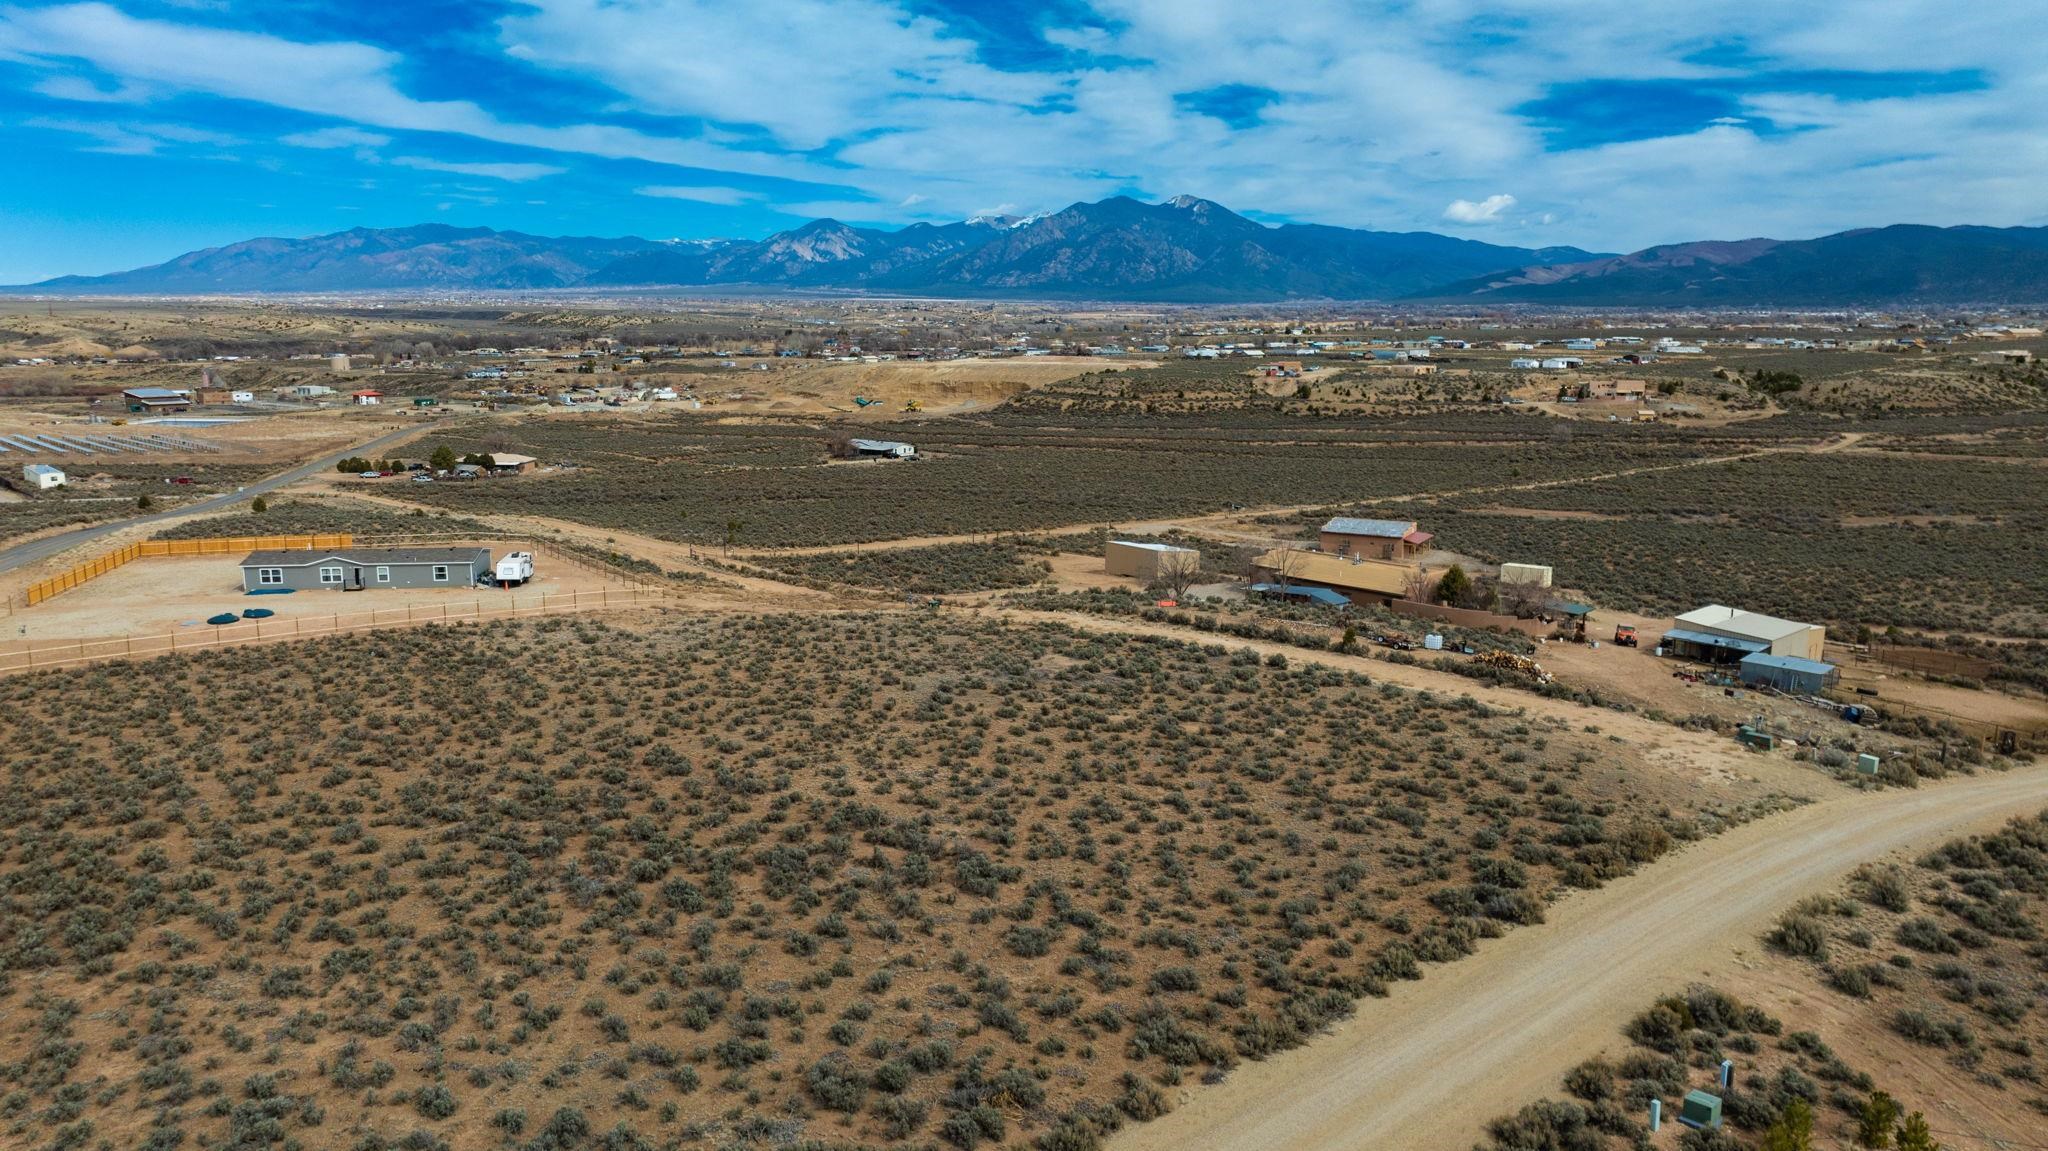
[0, 0, 2038, 282]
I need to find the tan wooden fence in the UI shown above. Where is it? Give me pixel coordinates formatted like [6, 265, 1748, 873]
[0, 587, 669, 676]
[24, 534, 353, 606]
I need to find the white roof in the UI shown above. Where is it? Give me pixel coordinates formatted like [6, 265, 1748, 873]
[1110, 540, 1197, 554]
[850, 439, 913, 452]
[1673, 604, 1814, 642]
[24, 463, 64, 476]
[491, 453, 538, 466]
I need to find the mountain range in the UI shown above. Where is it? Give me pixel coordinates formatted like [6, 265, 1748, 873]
[17, 195, 2048, 304]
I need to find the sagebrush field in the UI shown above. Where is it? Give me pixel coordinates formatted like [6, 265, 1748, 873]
[0, 611, 1790, 1151]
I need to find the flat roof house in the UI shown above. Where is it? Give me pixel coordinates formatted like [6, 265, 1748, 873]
[1318, 517, 1433, 562]
[1251, 547, 1411, 606]
[1662, 604, 1826, 663]
[490, 453, 539, 474]
[22, 463, 65, 489]
[122, 387, 191, 413]
[240, 547, 491, 592]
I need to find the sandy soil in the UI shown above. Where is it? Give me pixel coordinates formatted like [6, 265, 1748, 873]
[1042, 551, 1138, 592]
[648, 356, 1153, 416]
[0, 545, 607, 645]
[1106, 765, 2048, 1151]
[1834, 661, 2048, 731]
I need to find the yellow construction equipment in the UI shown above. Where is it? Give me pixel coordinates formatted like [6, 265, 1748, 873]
[901, 399, 923, 412]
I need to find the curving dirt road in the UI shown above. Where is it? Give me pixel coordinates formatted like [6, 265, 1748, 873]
[1107, 765, 2048, 1151]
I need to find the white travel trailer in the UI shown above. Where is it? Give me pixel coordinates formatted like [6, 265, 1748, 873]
[494, 551, 535, 587]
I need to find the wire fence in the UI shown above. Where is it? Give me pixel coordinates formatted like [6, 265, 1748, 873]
[0, 587, 671, 677]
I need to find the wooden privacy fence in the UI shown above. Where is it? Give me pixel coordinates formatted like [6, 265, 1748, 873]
[23, 534, 353, 606]
[0, 587, 670, 676]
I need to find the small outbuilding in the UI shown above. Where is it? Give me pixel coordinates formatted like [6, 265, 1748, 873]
[1104, 540, 1200, 582]
[490, 453, 539, 474]
[22, 463, 65, 489]
[240, 547, 491, 592]
[1499, 562, 1553, 587]
[1737, 653, 1839, 694]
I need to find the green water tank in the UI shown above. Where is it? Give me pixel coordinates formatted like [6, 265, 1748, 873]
[1678, 1090, 1723, 1129]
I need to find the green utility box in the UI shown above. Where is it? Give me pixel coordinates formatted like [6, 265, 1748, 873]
[1678, 1090, 1723, 1130]
[1736, 726, 1776, 751]
[1857, 753, 1881, 774]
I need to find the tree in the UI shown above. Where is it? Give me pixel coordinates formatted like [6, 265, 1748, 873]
[250, 496, 269, 514]
[1498, 577, 1549, 619]
[1894, 1112, 1940, 1151]
[1270, 545, 1307, 595]
[1434, 564, 1472, 607]
[430, 444, 458, 471]
[1857, 1091, 1900, 1148]
[724, 518, 743, 555]
[136, 494, 154, 510]
[1403, 567, 1438, 603]
[1762, 1098, 1814, 1151]
[1153, 550, 1201, 602]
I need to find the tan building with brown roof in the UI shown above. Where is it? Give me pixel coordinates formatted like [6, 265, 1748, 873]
[1250, 547, 1411, 604]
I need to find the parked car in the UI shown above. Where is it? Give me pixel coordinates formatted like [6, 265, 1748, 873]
[411, 473, 435, 484]
[358, 471, 381, 478]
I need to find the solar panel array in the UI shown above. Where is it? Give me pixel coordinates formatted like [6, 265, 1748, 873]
[0, 432, 221, 455]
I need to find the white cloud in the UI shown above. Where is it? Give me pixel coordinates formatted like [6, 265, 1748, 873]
[1443, 194, 1517, 224]
[0, 2, 827, 181]
[281, 126, 390, 149]
[391, 156, 563, 181]
[22, 115, 237, 154]
[635, 185, 760, 205]
[3, 0, 2044, 249]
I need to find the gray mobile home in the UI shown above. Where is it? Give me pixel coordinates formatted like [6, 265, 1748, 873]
[239, 547, 492, 592]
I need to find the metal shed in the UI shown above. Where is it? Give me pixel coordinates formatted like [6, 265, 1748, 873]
[1105, 540, 1199, 582]
[239, 547, 492, 592]
[1738, 653, 1839, 694]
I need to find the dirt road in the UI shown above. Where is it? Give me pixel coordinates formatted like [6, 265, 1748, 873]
[1108, 765, 2048, 1151]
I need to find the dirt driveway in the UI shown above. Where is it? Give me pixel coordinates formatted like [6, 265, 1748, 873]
[1107, 764, 2048, 1151]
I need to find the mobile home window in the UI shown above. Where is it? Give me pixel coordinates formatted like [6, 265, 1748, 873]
[257, 568, 283, 586]
[319, 566, 344, 585]
[432, 565, 449, 583]
[375, 566, 391, 584]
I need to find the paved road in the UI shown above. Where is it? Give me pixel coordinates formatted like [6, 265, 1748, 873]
[0, 423, 426, 576]
[1107, 765, 2048, 1151]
